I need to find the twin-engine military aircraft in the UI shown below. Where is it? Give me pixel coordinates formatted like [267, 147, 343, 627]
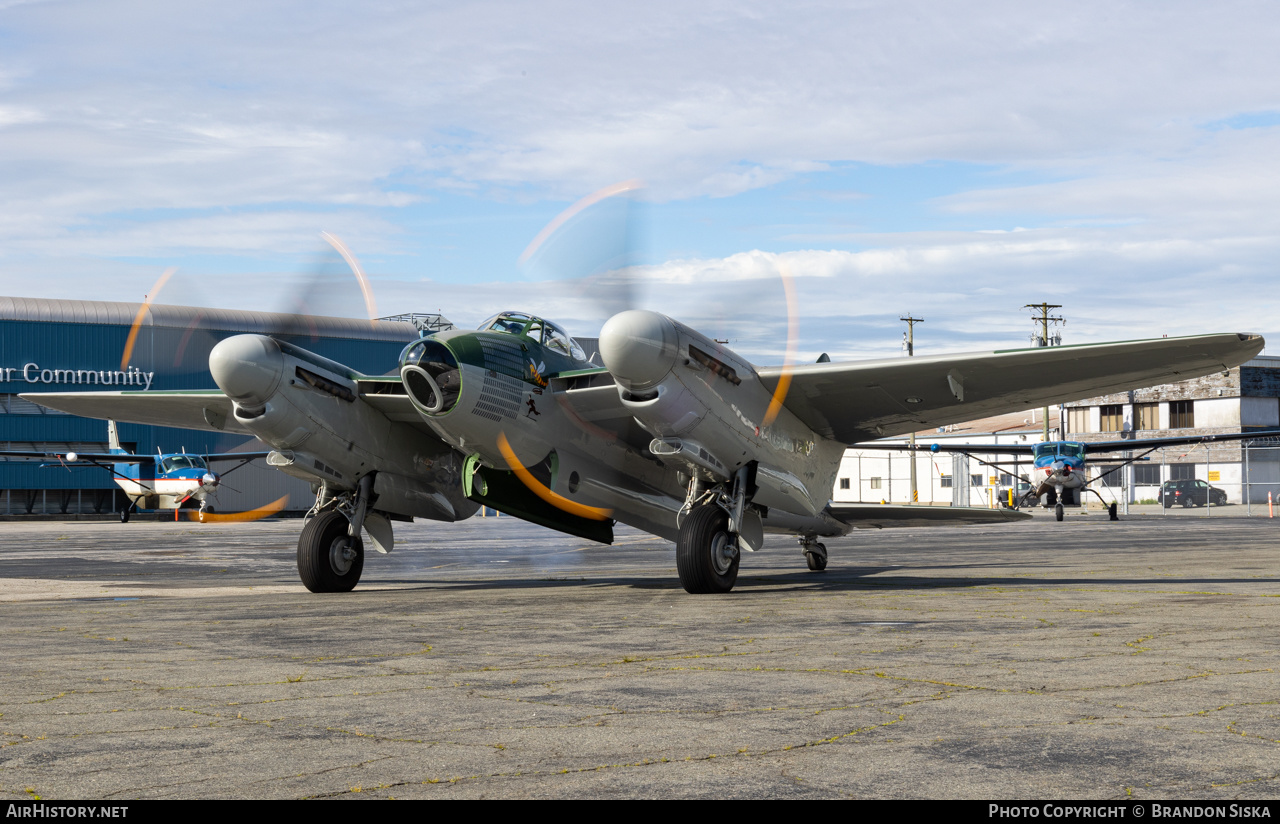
[26, 302, 1265, 593]
[0, 420, 270, 521]
[854, 430, 1280, 521]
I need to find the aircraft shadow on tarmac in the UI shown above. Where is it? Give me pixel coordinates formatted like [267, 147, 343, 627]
[352, 565, 1265, 594]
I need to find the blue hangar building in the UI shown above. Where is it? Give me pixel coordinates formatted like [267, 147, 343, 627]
[0, 296, 451, 516]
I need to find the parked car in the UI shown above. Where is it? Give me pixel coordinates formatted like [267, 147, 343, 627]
[1158, 479, 1228, 508]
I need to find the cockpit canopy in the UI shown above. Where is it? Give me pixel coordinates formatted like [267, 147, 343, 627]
[159, 455, 207, 473]
[1033, 442, 1085, 460]
[479, 311, 588, 361]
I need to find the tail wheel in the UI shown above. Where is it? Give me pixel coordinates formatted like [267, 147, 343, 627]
[1055, 503, 1064, 522]
[297, 509, 364, 593]
[676, 504, 739, 594]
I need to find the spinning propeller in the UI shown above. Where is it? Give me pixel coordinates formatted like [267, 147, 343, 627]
[498, 180, 803, 520]
[119, 232, 384, 521]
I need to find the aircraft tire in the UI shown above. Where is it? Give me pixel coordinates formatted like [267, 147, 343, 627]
[676, 504, 739, 594]
[1055, 503, 1064, 522]
[805, 544, 828, 572]
[297, 510, 364, 593]
[119, 509, 129, 524]
[1109, 503, 1118, 521]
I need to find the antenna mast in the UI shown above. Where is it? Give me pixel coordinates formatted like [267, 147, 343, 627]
[1024, 303, 1065, 442]
[901, 314, 923, 503]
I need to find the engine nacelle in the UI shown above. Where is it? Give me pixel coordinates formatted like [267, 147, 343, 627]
[210, 334, 475, 522]
[599, 310, 841, 515]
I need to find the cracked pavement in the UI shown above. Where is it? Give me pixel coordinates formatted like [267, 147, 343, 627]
[0, 514, 1276, 799]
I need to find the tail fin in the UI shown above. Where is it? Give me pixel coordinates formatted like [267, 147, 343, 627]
[107, 419, 124, 454]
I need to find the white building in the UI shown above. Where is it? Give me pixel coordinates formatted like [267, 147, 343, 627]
[832, 356, 1280, 507]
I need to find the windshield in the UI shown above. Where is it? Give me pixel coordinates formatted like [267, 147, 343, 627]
[1033, 441, 1085, 460]
[160, 455, 206, 473]
[478, 311, 588, 361]
[479, 312, 532, 335]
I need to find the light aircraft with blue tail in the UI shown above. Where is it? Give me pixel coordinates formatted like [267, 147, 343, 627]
[855, 429, 1280, 521]
[0, 420, 272, 521]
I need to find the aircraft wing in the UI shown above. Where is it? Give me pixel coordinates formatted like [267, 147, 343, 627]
[1080, 429, 1280, 453]
[827, 503, 1030, 528]
[759, 333, 1264, 444]
[848, 427, 1280, 456]
[0, 450, 156, 464]
[851, 441, 1037, 455]
[20, 391, 250, 434]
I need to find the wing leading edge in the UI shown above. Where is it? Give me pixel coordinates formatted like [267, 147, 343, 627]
[760, 333, 1264, 444]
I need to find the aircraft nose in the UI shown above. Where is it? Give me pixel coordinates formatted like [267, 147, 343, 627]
[599, 310, 679, 390]
[210, 335, 285, 407]
[203, 471, 219, 488]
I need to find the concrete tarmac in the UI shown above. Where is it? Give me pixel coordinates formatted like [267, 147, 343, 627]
[0, 511, 1276, 799]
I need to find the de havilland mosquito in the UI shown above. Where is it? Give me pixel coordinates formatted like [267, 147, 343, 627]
[23, 298, 1265, 593]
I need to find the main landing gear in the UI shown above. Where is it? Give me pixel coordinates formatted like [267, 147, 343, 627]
[675, 466, 763, 594]
[675, 504, 739, 593]
[297, 509, 364, 593]
[297, 476, 376, 593]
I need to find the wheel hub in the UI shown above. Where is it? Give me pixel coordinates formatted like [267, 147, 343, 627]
[710, 531, 737, 576]
[329, 537, 357, 575]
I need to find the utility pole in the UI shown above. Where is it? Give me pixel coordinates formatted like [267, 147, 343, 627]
[902, 314, 923, 503]
[1024, 303, 1065, 442]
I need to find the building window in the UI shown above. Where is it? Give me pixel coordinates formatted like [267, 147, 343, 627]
[1096, 466, 1122, 487]
[940, 475, 952, 488]
[870, 477, 882, 489]
[1100, 404, 1124, 432]
[839, 478, 850, 490]
[1170, 400, 1194, 429]
[1067, 407, 1089, 433]
[1136, 402, 1159, 431]
[1169, 463, 1196, 480]
[971, 474, 983, 486]
[1134, 464, 1161, 485]
[1000, 473, 1013, 485]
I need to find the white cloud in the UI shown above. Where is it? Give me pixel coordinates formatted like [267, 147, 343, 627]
[0, 0, 1278, 364]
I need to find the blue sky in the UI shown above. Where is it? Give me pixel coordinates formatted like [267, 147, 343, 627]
[3, 1, 1280, 362]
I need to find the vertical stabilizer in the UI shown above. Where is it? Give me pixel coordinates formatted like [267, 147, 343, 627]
[108, 419, 124, 454]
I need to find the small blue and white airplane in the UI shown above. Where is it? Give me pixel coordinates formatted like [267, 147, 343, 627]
[855, 429, 1280, 521]
[0, 421, 270, 522]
